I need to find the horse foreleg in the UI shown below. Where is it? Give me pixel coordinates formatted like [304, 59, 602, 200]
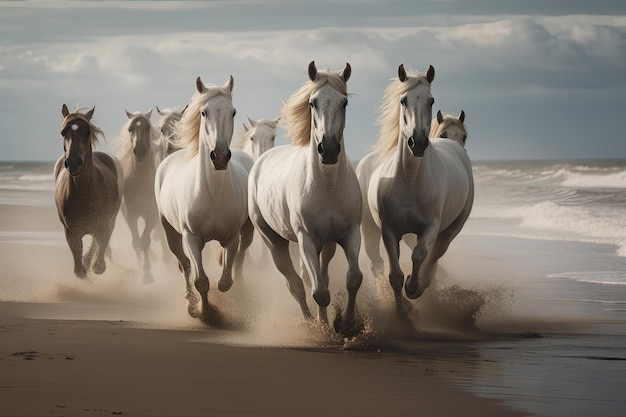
[316, 242, 337, 324]
[160, 217, 195, 314]
[381, 225, 404, 315]
[140, 216, 157, 284]
[218, 235, 238, 292]
[182, 232, 213, 322]
[334, 227, 364, 337]
[405, 222, 439, 299]
[65, 230, 86, 278]
[92, 218, 116, 275]
[297, 233, 328, 320]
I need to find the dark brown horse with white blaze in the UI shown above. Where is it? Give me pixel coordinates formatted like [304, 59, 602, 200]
[54, 105, 123, 278]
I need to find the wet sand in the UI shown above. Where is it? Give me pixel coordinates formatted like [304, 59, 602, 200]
[1, 199, 625, 416]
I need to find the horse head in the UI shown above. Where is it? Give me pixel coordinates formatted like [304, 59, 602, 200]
[398, 64, 435, 157]
[196, 75, 236, 170]
[125, 109, 153, 161]
[243, 115, 279, 160]
[60, 104, 95, 177]
[433, 109, 467, 145]
[307, 61, 351, 165]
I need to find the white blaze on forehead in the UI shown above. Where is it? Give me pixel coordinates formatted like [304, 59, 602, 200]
[135, 120, 142, 127]
[71, 124, 79, 131]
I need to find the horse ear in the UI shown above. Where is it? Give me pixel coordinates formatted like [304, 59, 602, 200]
[426, 65, 435, 83]
[224, 75, 234, 92]
[341, 63, 351, 82]
[243, 122, 250, 132]
[156, 106, 163, 115]
[146, 109, 152, 120]
[181, 104, 188, 114]
[125, 109, 133, 119]
[247, 115, 256, 127]
[274, 116, 281, 125]
[437, 110, 443, 124]
[398, 64, 407, 82]
[196, 76, 205, 93]
[86, 107, 95, 120]
[459, 110, 465, 123]
[62, 104, 70, 118]
[308, 61, 318, 81]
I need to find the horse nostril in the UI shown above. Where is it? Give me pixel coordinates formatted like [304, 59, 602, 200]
[408, 137, 415, 148]
[210, 151, 217, 161]
[225, 150, 232, 161]
[77, 157, 84, 167]
[317, 143, 325, 155]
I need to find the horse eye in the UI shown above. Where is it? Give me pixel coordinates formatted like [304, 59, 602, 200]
[250, 136, 255, 142]
[400, 98, 407, 107]
[201, 111, 207, 118]
[271, 136, 275, 142]
[233, 109, 237, 117]
[309, 100, 315, 109]
[429, 98, 435, 106]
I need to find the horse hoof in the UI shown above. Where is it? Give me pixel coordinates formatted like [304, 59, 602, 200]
[93, 261, 106, 275]
[404, 275, 423, 299]
[142, 273, 154, 284]
[312, 288, 331, 307]
[218, 277, 233, 292]
[333, 314, 364, 339]
[74, 268, 87, 278]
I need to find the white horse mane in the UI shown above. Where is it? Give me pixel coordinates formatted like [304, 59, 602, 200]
[374, 66, 432, 155]
[280, 68, 349, 147]
[176, 84, 233, 158]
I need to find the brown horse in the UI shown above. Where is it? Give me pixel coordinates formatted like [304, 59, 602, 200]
[54, 105, 123, 278]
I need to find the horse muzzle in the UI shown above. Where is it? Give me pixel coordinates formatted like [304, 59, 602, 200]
[64, 157, 84, 177]
[317, 140, 341, 165]
[210, 149, 232, 170]
[407, 135, 429, 157]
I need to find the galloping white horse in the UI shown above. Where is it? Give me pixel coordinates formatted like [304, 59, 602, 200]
[155, 75, 254, 323]
[357, 64, 474, 315]
[156, 105, 187, 155]
[430, 109, 467, 147]
[232, 115, 279, 161]
[115, 109, 167, 283]
[248, 61, 363, 336]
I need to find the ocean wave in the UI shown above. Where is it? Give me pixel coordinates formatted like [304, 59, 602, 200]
[548, 271, 626, 287]
[561, 170, 626, 189]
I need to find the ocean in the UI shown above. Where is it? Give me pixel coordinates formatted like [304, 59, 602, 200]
[1, 159, 626, 417]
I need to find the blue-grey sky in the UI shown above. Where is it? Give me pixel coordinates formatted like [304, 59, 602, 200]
[1, 0, 625, 161]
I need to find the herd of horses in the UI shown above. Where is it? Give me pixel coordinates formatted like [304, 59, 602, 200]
[54, 61, 474, 337]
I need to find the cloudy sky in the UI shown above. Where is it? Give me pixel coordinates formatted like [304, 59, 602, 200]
[1, 0, 625, 162]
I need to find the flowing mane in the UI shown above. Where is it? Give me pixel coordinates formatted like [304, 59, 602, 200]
[175, 84, 233, 157]
[374, 66, 432, 155]
[114, 113, 165, 172]
[280, 68, 348, 147]
[61, 107, 104, 147]
[430, 112, 468, 142]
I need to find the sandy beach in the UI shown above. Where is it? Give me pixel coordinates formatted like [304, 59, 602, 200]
[1, 178, 626, 417]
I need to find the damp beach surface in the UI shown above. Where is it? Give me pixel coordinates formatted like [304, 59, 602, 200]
[1, 160, 626, 417]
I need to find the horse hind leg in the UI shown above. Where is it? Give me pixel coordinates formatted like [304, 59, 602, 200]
[232, 218, 254, 283]
[255, 219, 312, 320]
